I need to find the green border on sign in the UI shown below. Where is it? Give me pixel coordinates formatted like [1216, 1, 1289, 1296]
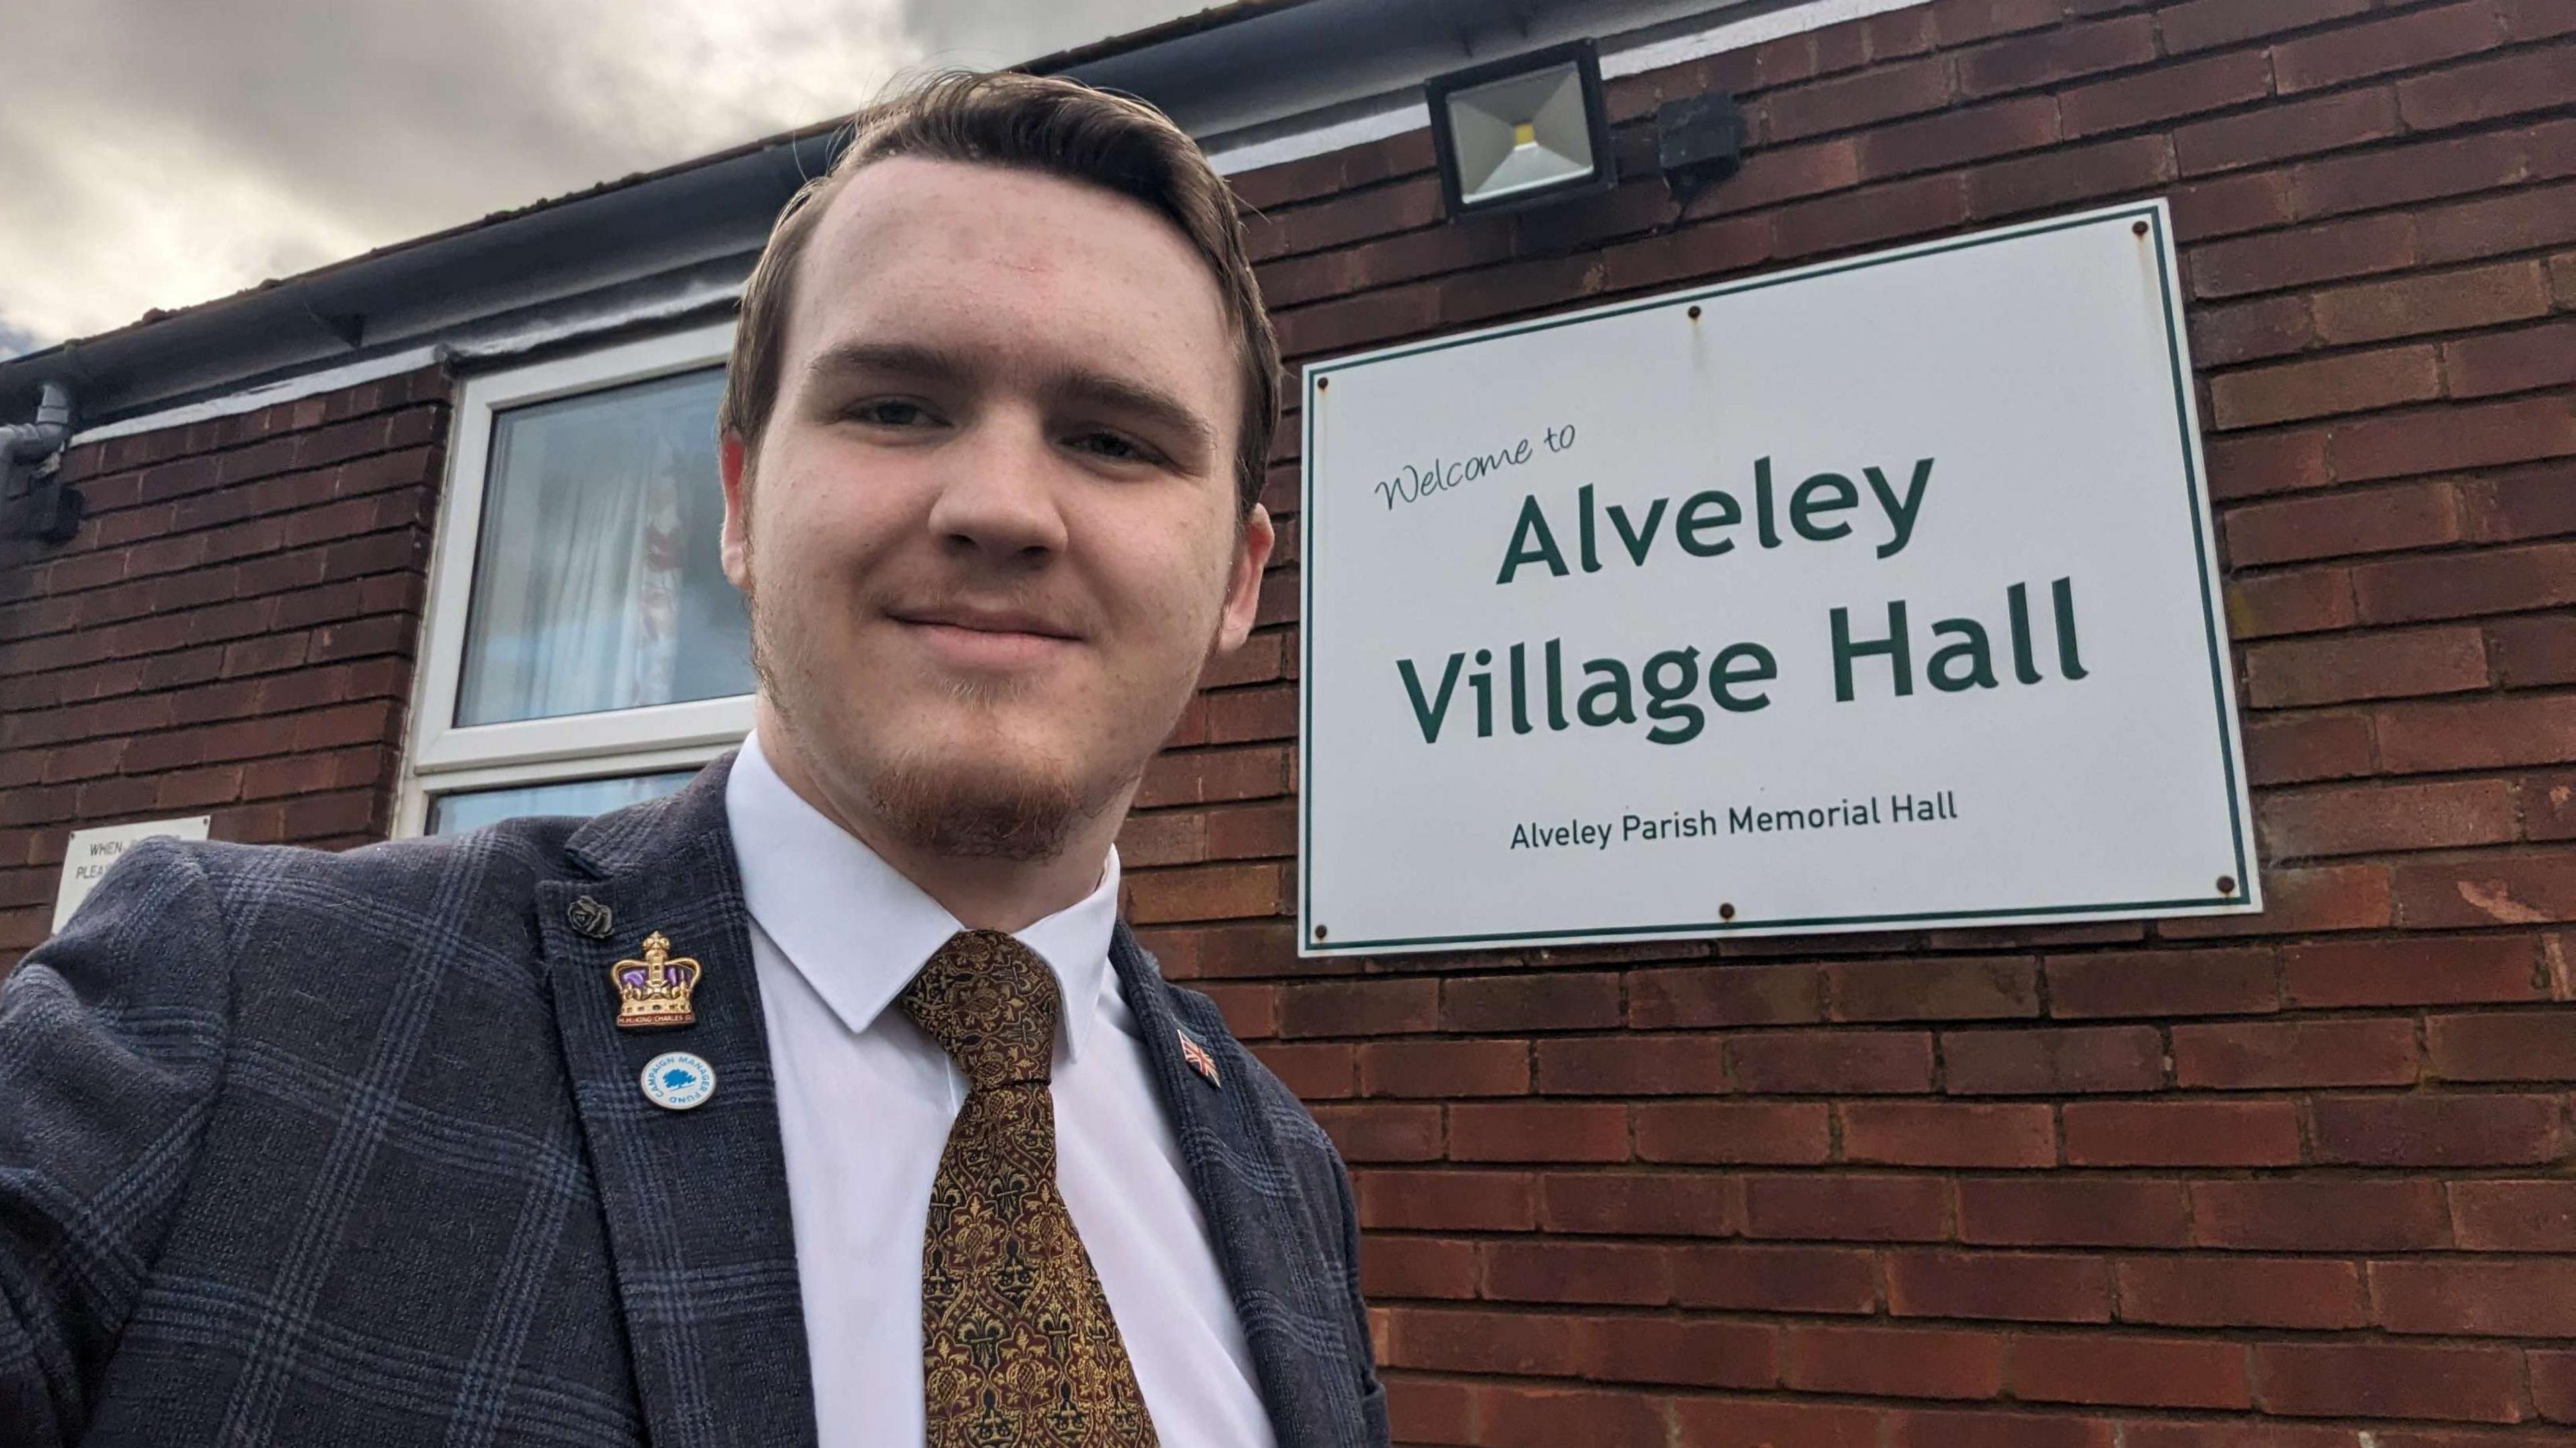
[1297, 199, 2258, 956]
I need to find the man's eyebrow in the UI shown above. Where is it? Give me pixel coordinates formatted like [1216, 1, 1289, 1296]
[801, 339, 973, 388]
[1049, 370, 1218, 461]
[803, 339, 1218, 461]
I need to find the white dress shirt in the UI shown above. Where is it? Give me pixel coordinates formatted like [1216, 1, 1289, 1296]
[726, 732, 1277, 1448]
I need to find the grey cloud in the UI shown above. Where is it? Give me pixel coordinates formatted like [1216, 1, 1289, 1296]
[896, 0, 1214, 67]
[0, 0, 1193, 351]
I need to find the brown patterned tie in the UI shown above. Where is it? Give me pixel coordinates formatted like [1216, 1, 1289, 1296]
[898, 930, 1159, 1448]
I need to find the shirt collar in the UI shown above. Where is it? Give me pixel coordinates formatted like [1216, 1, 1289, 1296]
[724, 730, 1121, 1064]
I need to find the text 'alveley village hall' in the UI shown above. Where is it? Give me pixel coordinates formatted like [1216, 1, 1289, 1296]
[7, 0, 2576, 1441]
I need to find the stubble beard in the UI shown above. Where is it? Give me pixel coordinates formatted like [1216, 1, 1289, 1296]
[745, 570, 1130, 863]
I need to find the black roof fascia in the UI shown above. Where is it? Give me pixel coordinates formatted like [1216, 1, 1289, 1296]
[0, 126, 842, 428]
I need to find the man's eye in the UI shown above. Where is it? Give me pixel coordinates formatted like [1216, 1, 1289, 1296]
[848, 399, 934, 427]
[1069, 430, 1152, 462]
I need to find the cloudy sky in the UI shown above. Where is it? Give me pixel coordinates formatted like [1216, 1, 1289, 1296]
[0, 0, 1202, 358]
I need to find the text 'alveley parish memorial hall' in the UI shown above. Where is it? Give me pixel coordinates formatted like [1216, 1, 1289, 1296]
[7, 0, 2576, 1441]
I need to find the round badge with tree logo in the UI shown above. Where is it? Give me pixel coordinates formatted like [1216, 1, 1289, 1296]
[639, 1052, 716, 1111]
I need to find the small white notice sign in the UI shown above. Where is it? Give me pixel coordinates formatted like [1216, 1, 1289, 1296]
[54, 816, 211, 931]
[1299, 201, 2259, 956]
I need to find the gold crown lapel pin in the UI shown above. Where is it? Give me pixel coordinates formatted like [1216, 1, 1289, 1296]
[611, 931, 702, 1029]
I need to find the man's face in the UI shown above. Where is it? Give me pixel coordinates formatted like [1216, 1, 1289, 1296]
[721, 156, 1271, 860]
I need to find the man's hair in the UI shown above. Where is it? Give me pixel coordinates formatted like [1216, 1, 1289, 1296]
[718, 70, 1280, 513]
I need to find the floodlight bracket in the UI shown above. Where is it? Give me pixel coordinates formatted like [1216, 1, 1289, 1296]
[1655, 92, 1744, 208]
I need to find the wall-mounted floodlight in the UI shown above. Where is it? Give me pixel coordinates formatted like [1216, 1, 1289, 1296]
[1424, 40, 1615, 217]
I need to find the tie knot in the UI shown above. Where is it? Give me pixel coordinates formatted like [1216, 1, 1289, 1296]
[898, 930, 1061, 1089]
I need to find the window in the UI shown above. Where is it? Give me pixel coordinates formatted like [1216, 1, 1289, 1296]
[427, 771, 705, 836]
[400, 323, 753, 836]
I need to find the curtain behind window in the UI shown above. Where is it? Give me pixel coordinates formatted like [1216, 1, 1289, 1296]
[456, 367, 752, 726]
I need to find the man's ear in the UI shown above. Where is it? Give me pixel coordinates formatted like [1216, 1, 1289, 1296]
[1212, 502, 1275, 655]
[719, 431, 754, 590]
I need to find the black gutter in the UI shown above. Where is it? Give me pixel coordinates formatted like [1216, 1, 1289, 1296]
[0, 125, 843, 428]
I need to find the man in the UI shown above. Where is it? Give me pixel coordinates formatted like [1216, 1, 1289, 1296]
[0, 72, 1385, 1448]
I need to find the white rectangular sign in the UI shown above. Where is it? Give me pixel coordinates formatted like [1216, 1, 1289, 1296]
[1299, 201, 2259, 957]
[54, 816, 211, 931]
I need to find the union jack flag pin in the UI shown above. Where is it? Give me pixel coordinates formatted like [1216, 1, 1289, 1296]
[1177, 1028, 1222, 1089]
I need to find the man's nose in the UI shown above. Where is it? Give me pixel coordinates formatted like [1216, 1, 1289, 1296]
[923, 412, 1071, 565]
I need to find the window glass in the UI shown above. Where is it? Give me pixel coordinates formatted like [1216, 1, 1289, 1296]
[427, 771, 698, 836]
[455, 367, 752, 726]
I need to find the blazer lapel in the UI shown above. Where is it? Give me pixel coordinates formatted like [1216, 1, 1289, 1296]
[1112, 924, 1368, 1448]
[539, 758, 818, 1448]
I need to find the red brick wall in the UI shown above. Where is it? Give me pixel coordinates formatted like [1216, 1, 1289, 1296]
[0, 368, 449, 967]
[1134, 1, 2576, 1442]
[0, 0, 2570, 1435]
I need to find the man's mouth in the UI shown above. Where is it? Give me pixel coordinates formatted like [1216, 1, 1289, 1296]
[889, 606, 1082, 668]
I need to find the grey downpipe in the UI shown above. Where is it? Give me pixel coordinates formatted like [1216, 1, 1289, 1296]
[2, 380, 80, 541]
[0, 379, 72, 458]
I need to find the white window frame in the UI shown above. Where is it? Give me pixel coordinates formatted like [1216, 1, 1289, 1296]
[396, 321, 751, 837]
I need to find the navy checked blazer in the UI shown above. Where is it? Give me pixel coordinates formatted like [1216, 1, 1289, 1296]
[0, 756, 1387, 1447]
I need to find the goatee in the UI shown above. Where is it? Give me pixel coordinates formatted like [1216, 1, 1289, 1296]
[864, 750, 1089, 861]
[748, 576, 1120, 863]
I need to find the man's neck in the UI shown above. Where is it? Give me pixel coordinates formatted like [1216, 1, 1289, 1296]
[751, 704, 1120, 935]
